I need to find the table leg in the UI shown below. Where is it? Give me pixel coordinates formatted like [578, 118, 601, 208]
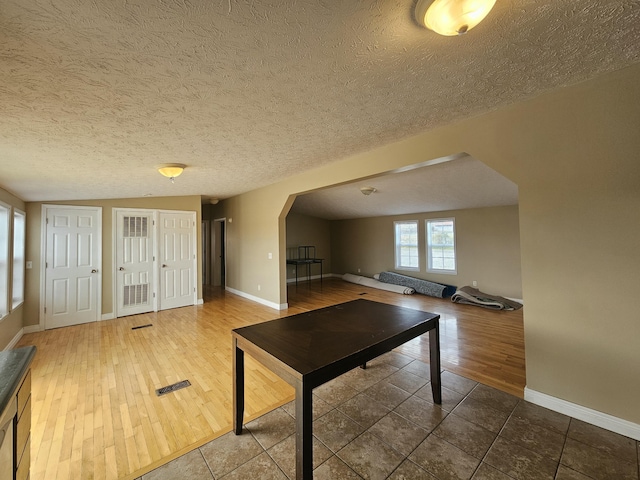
[233, 339, 245, 434]
[295, 379, 313, 479]
[429, 320, 442, 404]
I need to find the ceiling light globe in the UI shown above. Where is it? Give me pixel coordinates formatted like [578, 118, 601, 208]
[156, 163, 186, 179]
[416, 0, 496, 36]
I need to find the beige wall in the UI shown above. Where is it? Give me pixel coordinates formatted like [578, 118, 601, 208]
[285, 213, 332, 281]
[0, 187, 26, 349]
[23, 196, 202, 327]
[222, 63, 640, 425]
[202, 202, 225, 221]
[331, 205, 522, 299]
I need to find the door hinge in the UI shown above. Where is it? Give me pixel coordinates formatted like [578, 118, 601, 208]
[153, 292, 156, 298]
[44, 307, 46, 313]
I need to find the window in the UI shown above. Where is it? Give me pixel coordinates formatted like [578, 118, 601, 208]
[0, 202, 9, 318]
[12, 209, 26, 308]
[427, 218, 457, 274]
[394, 221, 419, 270]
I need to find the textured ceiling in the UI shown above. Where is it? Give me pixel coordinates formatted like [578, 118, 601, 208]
[289, 155, 519, 220]
[1, 1, 639, 203]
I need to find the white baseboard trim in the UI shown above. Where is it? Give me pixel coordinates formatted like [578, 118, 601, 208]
[225, 287, 288, 310]
[286, 273, 327, 284]
[101, 312, 115, 321]
[524, 387, 640, 441]
[196, 298, 204, 305]
[4, 328, 24, 350]
[23, 325, 42, 334]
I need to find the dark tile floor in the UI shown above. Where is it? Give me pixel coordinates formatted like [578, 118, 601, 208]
[138, 352, 640, 480]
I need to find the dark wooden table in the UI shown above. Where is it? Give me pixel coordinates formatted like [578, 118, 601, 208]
[232, 299, 441, 479]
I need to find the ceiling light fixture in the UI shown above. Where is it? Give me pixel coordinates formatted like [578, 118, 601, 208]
[156, 163, 186, 183]
[360, 186, 377, 196]
[415, 0, 496, 36]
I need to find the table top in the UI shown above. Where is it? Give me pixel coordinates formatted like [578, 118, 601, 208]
[232, 299, 438, 380]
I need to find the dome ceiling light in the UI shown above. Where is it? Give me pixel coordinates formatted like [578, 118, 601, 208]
[156, 163, 186, 183]
[415, 0, 497, 36]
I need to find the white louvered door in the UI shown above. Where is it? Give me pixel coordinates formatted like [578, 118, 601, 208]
[116, 210, 156, 317]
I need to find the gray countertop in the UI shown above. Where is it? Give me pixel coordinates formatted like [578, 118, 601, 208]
[0, 345, 36, 416]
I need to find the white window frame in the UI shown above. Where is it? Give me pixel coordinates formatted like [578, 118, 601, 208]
[394, 220, 419, 271]
[0, 201, 10, 319]
[426, 218, 457, 274]
[12, 208, 26, 309]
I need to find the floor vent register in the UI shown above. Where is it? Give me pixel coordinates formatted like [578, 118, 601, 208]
[132, 324, 153, 330]
[156, 380, 191, 396]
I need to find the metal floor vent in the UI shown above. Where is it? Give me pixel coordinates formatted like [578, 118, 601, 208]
[156, 380, 191, 397]
[132, 324, 153, 330]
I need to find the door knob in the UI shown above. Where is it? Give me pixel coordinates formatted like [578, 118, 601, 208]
[91, 269, 98, 273]
[162, 264, 168, 268]
[119, 267, 125, 271]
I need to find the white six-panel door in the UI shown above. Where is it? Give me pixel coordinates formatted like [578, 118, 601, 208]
[44, 206, 101, 329]
[158, 211, 196, 310]
[115, 210, 156, 317]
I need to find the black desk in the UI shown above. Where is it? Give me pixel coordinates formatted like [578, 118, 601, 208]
[286, 258, 323, 285]
[287, 245, 323, 285]
[232, 299, 441, 479]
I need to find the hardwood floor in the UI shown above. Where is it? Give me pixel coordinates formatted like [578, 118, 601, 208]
[16, 278, 524, 479]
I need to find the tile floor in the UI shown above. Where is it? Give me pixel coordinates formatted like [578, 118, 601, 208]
[138, 352, 640, 480]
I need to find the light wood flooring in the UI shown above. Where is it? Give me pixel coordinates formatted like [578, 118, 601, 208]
[16, 278, 525, 479]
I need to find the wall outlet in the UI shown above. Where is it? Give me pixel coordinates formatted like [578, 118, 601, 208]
[357, 268, 361, 273]
[472, 280, 478, 287]
[268, 252, 272, 259]
[257, 284, 261, 291]
[26, 261, 33, 269]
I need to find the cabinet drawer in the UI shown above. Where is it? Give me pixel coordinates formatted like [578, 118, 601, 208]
[16, 434, 30, 480]
[16, 395, 31, 465]
[17, 369, 31, 419]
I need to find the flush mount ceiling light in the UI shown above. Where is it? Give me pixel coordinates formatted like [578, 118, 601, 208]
[156, 163, 186, 183]
[415, 0, 496, 36]
[360, 186, 377, 196]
